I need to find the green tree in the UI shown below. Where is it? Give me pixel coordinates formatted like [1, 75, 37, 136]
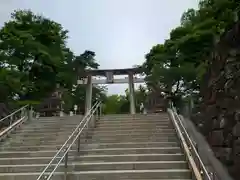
[0, 10, 68, 101]
[143, 0, 240, 108]
[103, 95, 125, 114]
[0, 9, 107, 112]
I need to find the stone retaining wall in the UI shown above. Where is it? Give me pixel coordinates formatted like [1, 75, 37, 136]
[194, 21, 240, 179]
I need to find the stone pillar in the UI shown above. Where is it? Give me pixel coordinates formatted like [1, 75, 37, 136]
[128, 72, 136, 114]
[85, 75, 93, 114]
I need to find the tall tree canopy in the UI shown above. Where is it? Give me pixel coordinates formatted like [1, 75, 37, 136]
[143, 0, 240, 104]
[0, 10, 68, 100]
[0, 10, 106, 110]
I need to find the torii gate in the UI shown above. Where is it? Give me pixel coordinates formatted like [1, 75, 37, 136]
[77, 67, 144, 114]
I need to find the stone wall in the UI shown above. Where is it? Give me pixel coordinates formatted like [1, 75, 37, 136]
[196, 21, 240, 179]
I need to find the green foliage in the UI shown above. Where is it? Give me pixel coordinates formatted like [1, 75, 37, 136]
[0, 10, 68, 100]
[103, 85, 147, 114]
[143, 0, 240, 102]
[0, 9, 106, 111]
[103, 95, 128, 114]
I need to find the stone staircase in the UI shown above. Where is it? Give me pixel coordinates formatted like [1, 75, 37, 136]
[76, 114, 192, 180]
[0, 116, 83, 180]
[0, 113, 192, 180]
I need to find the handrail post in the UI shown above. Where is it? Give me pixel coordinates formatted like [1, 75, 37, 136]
[98, 105, 101, 120]
[77, 129, 81, 152]
[10, 115, 13, 126]
[96, 106, 98, 120]
[92, 107, 97, 128]
[99, 104, 102, 117]
[28, 106, 33, 121]
[20, 108, 24, 119]
[64, 152, 68, 180]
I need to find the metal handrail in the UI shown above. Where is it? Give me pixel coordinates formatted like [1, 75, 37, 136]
[37, 101, 101, 180]
[0, 105, 28, 123]
[169, 108, 202, 179]
[170, 105, 212, 179]
[0, 105, 29, 134]
[0, 104, 30, 141]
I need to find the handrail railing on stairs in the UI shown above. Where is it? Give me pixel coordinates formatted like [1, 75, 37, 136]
[36, 101, 102, 180]
[0, 105, 30, 140]
[169, 104, 213, 180]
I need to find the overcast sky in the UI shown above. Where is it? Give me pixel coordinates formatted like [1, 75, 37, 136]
[1, 0, 198, 95]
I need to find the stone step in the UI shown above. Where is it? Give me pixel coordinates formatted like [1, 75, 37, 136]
[15, 126, 174, 134]
[0, 169, 191, 180]
[77, 153, 186, 162]
[0, 150, 77, 158]
[0, 144, 76, 151]
[11, 128, 77, 133]
[3, 139, 76, 146]
[76, 161, 188, 171]
[32, 116, 83, 121]
[75, 169, 192, 179]
[27, 117, 81, 121]
[83, 141, 179, 149]
[10, 128, 78, 134]
[10, 130, 176, 138]
[96, 120, 171, 124]
[80, 147, 182, 156]
[0, 141, 67, 151]
[99, 116, 169, 120]
[87, 136, 178, 143]
[91, 129, 175, 134]
[6, 133, 75, 141]
[0, 161, 188, 173]
[8, 130, 73, 138]
[25, 122, 80, 127]
[30, 118, 81, 122]
[1, 142, 179, 151]
[21, 120, 78, 124]
[91, 129, 176, 136]
[1, 146, 58, 151]
[98, 119, 170, 122]
[0, 163, 73, 173]
[95, 126, 174, 131]
[0, 156, 74, 165]
[96, 123, 173, 128]
[0, 153, 185, 165]
[89, 132, 177, 139]
[14, 129, 77, 134]
[100, 115, 168, 119]
[33, 117, 83, 122]
[10, 131, 74, 137]
[21, 124, 79, 129]
[97, 117, 171, 123]
[4, 134, 72, 144]
[0, 147, 182, 158]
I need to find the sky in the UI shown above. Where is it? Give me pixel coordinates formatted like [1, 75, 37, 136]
[0, 0, 199, 95]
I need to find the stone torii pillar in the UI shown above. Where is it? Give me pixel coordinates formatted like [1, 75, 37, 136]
[85, 75, 92, 114]
[81, 68, 141, 115]
[128, 72, 136, 114]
